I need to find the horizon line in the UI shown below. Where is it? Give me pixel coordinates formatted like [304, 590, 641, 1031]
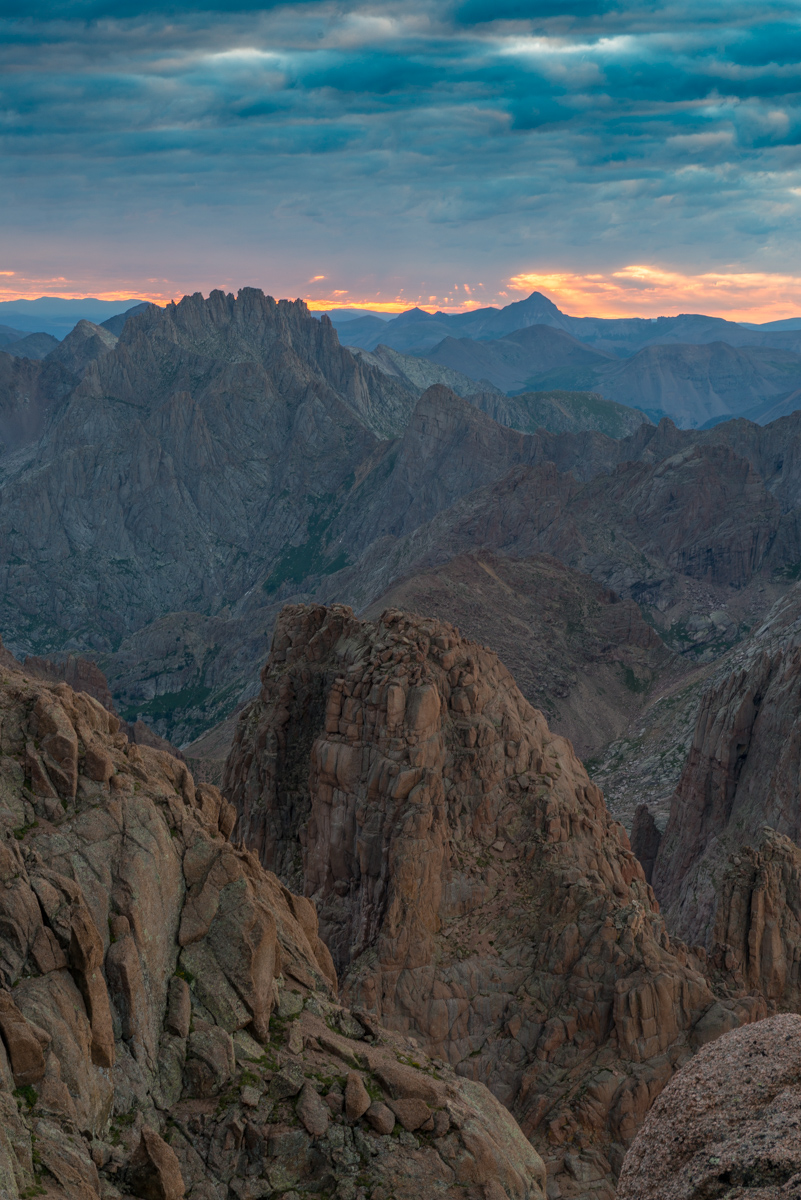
[2, 271, 801, 325]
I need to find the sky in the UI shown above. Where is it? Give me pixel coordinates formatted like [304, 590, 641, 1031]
[3, 1, 801, 319]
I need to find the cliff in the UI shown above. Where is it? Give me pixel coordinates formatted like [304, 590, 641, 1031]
[223, 603, 764, 1198]
[0, 646, 545, 1199]
[651, 587, 801, 1009]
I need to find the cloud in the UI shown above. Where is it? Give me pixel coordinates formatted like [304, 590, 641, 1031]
[2, 0, 801, 314]
[507, 265, 801, 321]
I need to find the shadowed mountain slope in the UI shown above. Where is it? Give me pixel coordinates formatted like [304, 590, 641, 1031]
[424, 325, 615, 395]
[475, 388, 650, 437]
[0, 289, 417, 657]
[424, 332, 801, 427]
[0, 351, 77, 456]
[4, 331, 60, 360]
[361, 551, 669, 758]
[44, 318, 118, 375]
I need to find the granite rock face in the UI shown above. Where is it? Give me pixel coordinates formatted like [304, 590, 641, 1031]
[22, 651, 116, 711]
[22, 650, 185, 759]
[0, 289, 414, 658]
[224, 602, 765, 1197]
[652, 589, 801, 1009]
[361, 551, 670, 760]
[618, 1014, 801, 1199]
[0, 648, 545, 1199]
[0, 349, 76, 455]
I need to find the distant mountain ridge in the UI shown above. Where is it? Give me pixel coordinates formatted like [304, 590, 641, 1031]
[335, 289, 801, 357]
[332, 290, 801, 427]
[0, 296, 143, 337]
[424, 327, 801, 426]
[4, 286, 801, 746]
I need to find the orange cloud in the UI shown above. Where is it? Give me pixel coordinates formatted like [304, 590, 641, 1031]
[506, 266, 801, 323]
[304, 290, 489, 314]
[3, 266, 800, 325]
[0, 271, 180, 305]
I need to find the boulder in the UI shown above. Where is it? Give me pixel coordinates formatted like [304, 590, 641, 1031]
[618, 1014, 801, 1199]
[128, 1127, 185, 1200]
[343, 1070, 371, 1121]
[0, 991, 47, 1086]
[296, 1081, 330, 1137]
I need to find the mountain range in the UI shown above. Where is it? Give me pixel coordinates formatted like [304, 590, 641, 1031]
[332, 290, 801, 357]
[3, 287, 801, 759]
[4, 284, 801, 1198]
[8, 288, 801, 428]
[333, 291, 801, 427]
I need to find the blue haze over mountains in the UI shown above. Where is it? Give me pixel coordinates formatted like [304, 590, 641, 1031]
[8, 288, 801, 427]
[6, 285, 801, 756]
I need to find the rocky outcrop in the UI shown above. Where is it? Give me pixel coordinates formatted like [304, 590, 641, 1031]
[617, 1014, 801, 1199]
[121, 718, 186, 760]
[22, 651, 185, 759]
[650, 593, 801, 1008]
[224, 602, 765, 1197]
[22, 651, 116, 711]
[44, 319, 118, 376]
[361, 551, 670, 759]
[0, 645, 545, 1199]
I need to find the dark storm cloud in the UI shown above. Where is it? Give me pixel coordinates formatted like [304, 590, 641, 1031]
[2, 0, 801, 294]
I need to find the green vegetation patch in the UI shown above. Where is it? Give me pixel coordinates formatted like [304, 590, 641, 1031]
[264, 496, 350, 593]
[120, 684, 212, 723]
[621, 666, 651, 694]
[774, 560, 801, 581]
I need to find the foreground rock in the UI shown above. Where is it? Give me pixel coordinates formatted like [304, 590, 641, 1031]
[618, 1014, 801, 1199]
[0, 648, 544, 1199]
[224, 602, 765, 1197]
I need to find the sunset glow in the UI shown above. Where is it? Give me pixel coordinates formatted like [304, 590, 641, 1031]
[3, 265, 801, 325]
[505, 268, 801, 324]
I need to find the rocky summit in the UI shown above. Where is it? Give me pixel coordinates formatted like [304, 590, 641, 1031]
[0, 644, 545, 1200]
[223, 603, 765, 1199]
